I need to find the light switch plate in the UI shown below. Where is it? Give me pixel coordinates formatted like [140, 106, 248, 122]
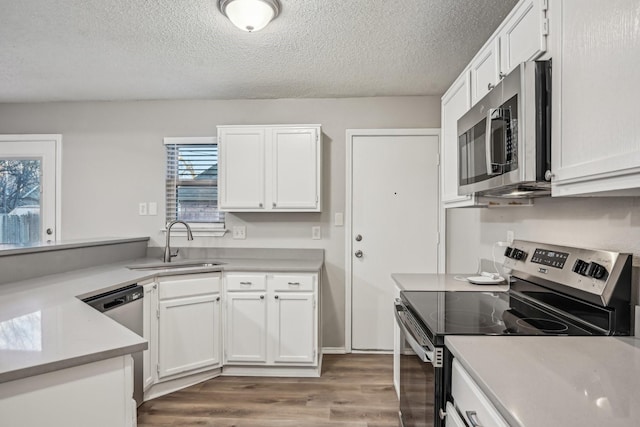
[138, 202, 147, 216]
[335, 212, 344, 227]
[232, 226, 246, 240]
[312, 226, 321, 240]
[148, 202, 157, 216]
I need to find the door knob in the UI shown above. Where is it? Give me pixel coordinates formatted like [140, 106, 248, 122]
[355, 234, 362, 242]
[355, 250, 363, 258]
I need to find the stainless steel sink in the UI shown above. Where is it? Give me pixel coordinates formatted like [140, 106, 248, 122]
[128, 261, 223, 271]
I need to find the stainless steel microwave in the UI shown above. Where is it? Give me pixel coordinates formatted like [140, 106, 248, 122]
[457, 60, 551, 197]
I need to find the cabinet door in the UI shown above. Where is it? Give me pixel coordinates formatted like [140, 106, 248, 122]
[271, 127, 320, 210]
[470, 39, 500, 105]
[218, 127, 266, 210]
[499, 0, 548, 75]
[158, 293, 221, 379]
[552, 0, 640, 196]
[269, 292, 316, 364]
[441, 73, 474, 206]
[225, 292, 268, 363]
[142, 282, 158, 390]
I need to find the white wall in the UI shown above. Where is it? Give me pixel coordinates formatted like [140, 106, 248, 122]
[447, 197, 640, 279]
[0, 96, 441, 349]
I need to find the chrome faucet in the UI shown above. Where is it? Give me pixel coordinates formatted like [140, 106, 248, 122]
[164, 220, 194, 262]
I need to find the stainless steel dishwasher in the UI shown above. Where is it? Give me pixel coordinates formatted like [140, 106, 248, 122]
[82, 284, 144, 406]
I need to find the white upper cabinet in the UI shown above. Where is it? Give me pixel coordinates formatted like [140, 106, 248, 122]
[218, 127, 266, 210]
[441, 72, 474, 207]
[218, 125, 322, 212]
[470, 39, 500, 105]
[551, 0, 640, 196]
[272, 127, 320, 210]
[469, 0, 548, 106]
[499, 0, 549, 75]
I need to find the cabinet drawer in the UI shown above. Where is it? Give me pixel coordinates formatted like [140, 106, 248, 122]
[159, 273, 221, 300]
[451, 359, 509, 427]
[226, 273, 267, 291]
[269, 274, 315, 292]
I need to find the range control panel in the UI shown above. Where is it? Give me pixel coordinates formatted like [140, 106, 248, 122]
[502, 240, 630, 298]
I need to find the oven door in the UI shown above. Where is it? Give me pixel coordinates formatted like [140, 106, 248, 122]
[394, 300, 444, 427]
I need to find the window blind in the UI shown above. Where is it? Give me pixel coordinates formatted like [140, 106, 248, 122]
[165, 139, 224, 224]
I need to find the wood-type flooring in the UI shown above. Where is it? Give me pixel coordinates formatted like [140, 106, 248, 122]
[137, 354, 399, 427]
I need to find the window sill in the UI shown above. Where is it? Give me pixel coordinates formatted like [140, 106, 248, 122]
[161, 224, 227, 238]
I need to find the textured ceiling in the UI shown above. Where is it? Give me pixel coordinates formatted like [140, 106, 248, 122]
[0, 0, 518, 102]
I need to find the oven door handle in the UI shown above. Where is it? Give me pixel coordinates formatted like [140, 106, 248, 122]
[394, 300, 435, 364]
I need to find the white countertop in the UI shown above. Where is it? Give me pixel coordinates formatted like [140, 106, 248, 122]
[446, 335, 640, 427]
[392, 273, 509, 292]
[0, 253, 323, 383]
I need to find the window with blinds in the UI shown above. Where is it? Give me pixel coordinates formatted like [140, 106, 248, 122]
[165, 137, 224, 225]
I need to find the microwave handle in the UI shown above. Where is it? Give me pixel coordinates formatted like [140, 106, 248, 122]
[485, 108, 510, 176]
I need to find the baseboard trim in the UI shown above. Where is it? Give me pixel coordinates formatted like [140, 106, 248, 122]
[322, 347, 347, 354]
[351, 349, 393, 355]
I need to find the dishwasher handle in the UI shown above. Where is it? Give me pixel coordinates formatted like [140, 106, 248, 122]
[394, 299, 435, 364]
[82, 284, 143, 313]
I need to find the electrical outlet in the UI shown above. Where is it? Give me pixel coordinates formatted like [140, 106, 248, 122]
[507, 230, 515, 244]
[138, 202, 147, 216]
[232, 226, 246, 239]
[312, 226, 321, 240]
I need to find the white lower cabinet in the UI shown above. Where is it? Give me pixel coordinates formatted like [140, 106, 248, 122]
[156, 273, 222, 380]
[450, 359, 509, 427]
[270, 291, 316, 364]
[224, 272, 319, 367]
[225, 291, 268, 363]
[142, 280, 158, 390]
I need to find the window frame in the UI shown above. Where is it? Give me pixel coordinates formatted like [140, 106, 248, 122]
[164, 136, 226, 237]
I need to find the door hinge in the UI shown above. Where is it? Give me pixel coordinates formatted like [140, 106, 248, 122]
[156, 309, 160, 319]
[435, 153, 440, 166]
[542, 18, 549, 36]
[156, 364, 160, 374]
[315, 131, 319, 143]
[313, 298, 316, 309]
[313, 349, 316, 360]
[218, 136, 221, 144]
[436, 231, 440, 244]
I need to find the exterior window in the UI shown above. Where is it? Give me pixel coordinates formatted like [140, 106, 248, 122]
[165, 137, 225, 230]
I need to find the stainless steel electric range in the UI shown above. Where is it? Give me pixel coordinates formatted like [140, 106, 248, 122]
[394, 240, 633, 427]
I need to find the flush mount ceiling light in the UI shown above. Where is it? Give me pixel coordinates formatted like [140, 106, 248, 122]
[218, 0, 281, 32]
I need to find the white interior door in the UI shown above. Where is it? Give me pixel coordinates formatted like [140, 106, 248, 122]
[350, 131, 439, 351]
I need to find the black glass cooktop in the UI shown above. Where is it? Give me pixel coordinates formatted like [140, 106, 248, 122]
[400, 288, 605, 346]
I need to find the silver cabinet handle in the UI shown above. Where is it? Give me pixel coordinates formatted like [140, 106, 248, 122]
[287, 282, 300, 286]
[466, 411, 483, 427]
[499, 72, 507, 79]
[487, 83, 495, 90]
[240, 281, 252, 285]
[355, 250, 363, 258]
[355, 234, 362, 242]
[260, 295, 265, 300]
[259, 202, 263, 208]
[275, 295, 279, 299]
[273, 202, 276, 207]
[216, 296, 220, 302]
